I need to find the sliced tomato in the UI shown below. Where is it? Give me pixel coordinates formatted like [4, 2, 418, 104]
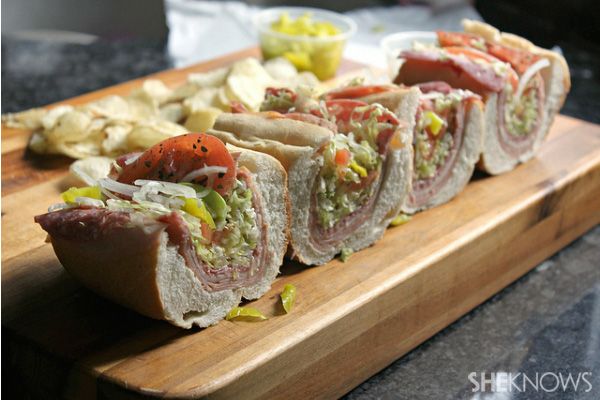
[323, 85, 394, 100]
[200, 221, 214, 243]
[486, 42, 540, 75]
[437, 31, 484, 49]
[117, 133, 236, 196]
[335, 149, 351, 166]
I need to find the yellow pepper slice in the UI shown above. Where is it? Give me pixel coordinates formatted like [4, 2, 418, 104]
[340, 247, 354, 262]
[349, 160, 368, 178]
[280, 284, 297, 313]
[61, 186, 102, 204]
[424, 111, 444, 136]
[182, 198, 215, 230]
[390, 213, 411, 227]
[226, 307, 267, 321]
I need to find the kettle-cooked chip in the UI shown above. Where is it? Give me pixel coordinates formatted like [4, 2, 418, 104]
[159, 103, 185, 123]
[102, 123, 133, 155]
[47, 110, 93, 143]
[127, 119, 187, 150]
[184, 107, 222, 132]
[42, 105, 74, 131]
[188, 66, 229, 88]
[70, 156, 114, 185]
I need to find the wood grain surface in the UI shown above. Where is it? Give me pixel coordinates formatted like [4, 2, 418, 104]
[2, 48, 600, 400]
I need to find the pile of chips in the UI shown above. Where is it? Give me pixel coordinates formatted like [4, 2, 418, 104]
[3, 57, 319, 159]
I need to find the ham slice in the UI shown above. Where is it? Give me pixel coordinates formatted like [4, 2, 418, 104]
[395, 50, 505, 94]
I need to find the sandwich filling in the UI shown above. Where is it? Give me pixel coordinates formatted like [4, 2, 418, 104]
[261, 89, 401, 248]
[36, 133, 267, 292]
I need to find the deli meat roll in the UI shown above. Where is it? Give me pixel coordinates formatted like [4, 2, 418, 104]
[324, 82, 484, 213]
[393, 19, 570, 174]
[35, 133, 288, 328]
[211, 86, 419, 264]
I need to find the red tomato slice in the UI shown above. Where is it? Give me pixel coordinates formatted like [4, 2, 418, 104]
[437, 31, 484, 49]
[486, 42, 540, 75]
[118, 133, 236, 196]
[323, 85, 395, 100]
[335, 149, 351, 166]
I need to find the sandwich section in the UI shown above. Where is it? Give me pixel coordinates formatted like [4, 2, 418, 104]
[35, 133, 288, 328]
[393, 20, 570, 174]
[325, 83, 484, 213]
[211, 87, 419, 264]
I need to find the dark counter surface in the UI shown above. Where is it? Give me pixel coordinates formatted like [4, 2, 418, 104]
[2, 36, 599, 399]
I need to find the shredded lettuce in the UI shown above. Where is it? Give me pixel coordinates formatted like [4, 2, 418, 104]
[74, 177, 261, 271]
[504, 80, 539, 136]
[316, 132, 381, 229]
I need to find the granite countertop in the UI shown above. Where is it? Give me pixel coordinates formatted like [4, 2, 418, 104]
[2, 36, 599, 399]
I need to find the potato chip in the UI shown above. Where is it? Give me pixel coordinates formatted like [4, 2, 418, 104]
[2, 108, 47, 130]
[28, 131, 48, 154]
[226, 58, 276, 111]
[127, 119, 187, 150]
[70, 156, 114, 185]
[85, 96, 132, 120]
[188, 66, 229, 88]
[168, 82, 201, 103]
[183, 87, 219, 114]
[102, 123, 132, 155]
[263, 57, 298, 81]
[184, 107, 222, 132]
[130, 79, 172, 104]
[160, 103, 185, 123]
[42, 105, 74, 130]
[47, 110, 92, 143]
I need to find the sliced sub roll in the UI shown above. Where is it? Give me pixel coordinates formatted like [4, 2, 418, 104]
[324, 82, 484, 213]
[35, 133, 288, 328]
[211, 87, 419, 264]
[393, 19, 570, 174]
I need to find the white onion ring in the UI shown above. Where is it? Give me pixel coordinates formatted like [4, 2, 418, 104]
[181, 166, 228, 183]
[515, 58, 550, 100]
[75, 197, 105, 207]
[98, 178, 139, 197]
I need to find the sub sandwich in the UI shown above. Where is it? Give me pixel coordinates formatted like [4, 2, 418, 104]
[323, 82, 484, 213]
[35, 133, 289, 328]
[393, 19, 570, 174]
[210, 87, 419, 264]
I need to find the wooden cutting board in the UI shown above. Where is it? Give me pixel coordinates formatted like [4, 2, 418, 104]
[2, 48, 600, 400]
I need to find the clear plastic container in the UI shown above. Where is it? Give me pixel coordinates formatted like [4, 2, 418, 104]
[380, 31, 437, 80]
[255, 7, 356, 80]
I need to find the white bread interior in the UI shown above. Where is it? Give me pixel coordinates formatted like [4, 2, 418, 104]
[462, 19, 571, 174]
[211, 89, 419, 264]
[403, 99, 484, 213]
[50, 146, 288, 329]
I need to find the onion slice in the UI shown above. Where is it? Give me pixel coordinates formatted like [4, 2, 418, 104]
[75, 197, 105, 207]
[98, 178, 139, 197]
[181, 166, 228, 183]
[123, 153, 141, 165]
[515, 58, 550, 100]
[133, 180, 197, 198]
